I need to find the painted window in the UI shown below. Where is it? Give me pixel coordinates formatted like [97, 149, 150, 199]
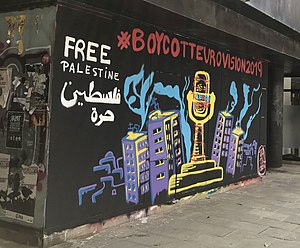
[174, 130, 179, 137]
[155, 147, 164, 154]
[145, 171, 149, 181]
[156, 172, 166, 180]
[141, 185, 145, 194]
[155, 137, 163, 144]
[155, 159, 164, 166]
[166, 123, 170, 131]
[145, 182, 149, 192]
[145, 160, 150, 170]
[177, 158, 182, 165]
[153, 127, 162, 135]
[173, 119, 178, 126]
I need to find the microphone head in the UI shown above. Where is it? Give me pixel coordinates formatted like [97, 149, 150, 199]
[192, 71, 211, 117]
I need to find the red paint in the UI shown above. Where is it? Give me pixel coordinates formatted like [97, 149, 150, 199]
[121, 28, 263, 78]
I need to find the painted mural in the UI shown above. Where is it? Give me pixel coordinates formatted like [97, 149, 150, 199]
[46, 5, 268, 233]
[77, 67, 263, 206]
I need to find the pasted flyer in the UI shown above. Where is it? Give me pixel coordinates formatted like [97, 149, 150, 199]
[0, 68, 12, 108]
[0, 153, 10, 212]
[6, 111, 24, 149]
[5, 164, 38, 223]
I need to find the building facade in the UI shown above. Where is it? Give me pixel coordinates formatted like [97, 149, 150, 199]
[0, 0, 299, 246]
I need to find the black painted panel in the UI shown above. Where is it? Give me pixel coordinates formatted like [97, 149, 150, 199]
[45, 4, 268, 233]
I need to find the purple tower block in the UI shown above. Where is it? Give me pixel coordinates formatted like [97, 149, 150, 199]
[226, 126, 244, 176]
[122, 132, 150, 204]
[147, 110, 185, 204]
[211, 111, 234, 166]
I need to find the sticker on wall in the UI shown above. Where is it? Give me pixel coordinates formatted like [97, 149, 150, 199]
[5, 164, 38, 223]
[0, 67, 12, 108]
[6, 111, 25, 149]
[31, 109, 46, 127]
[257, 145, 266, 177]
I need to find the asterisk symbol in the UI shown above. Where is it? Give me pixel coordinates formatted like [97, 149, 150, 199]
[117, 31, 131, 50]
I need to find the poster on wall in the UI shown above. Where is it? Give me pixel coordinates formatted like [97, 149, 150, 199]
[5, 164, 38, 223]
[6, 111, 24, 149]
[46, 4, 268, 232]
[0, 68, 12, 108]
[0, 153, 10, 212]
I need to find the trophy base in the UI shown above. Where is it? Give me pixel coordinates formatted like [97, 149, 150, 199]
[168, 160, 223, 195]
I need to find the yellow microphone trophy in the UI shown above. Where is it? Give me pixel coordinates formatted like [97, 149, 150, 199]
[168, 71, 223, 195]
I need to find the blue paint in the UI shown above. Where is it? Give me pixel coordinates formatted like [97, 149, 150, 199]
[91, 183, 106, 203]
[124, 65, 155, 131]
[124, 65, 192, 161]
[244, 93, 262, 140]
[78, 151, 125, 205]
[249, 84, 261, 107]
[237, 84, 250, 126]
[237, 83, 261, 139]
[78, 184, 97, 206]
[152, 82, 192, 161]
[228, 81, 238, 113]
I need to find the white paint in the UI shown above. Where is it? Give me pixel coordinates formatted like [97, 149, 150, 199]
[63, 36, 111, 65]
[64, 36, 76, 58]
[87, 41, 99, 62]
[60, 81, 121, 108]
[100, 45, 111, 65]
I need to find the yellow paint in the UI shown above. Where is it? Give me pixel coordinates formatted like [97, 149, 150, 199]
[5, 16, 16, 42]
[187, 91, 216, 125]
[126, 131, 144, 141]
[188, 71, 216, 162]
[17, 15, 26, 55]
[168, 160, 224, 195]
[230, 127, 244, 168]
[149, 110, 177, 120]
[167, 70, 224, 195]
[233, 126, 244, 136]
[157, 172, 166, 180]
[123, 132, 148, 188]
[221, 111, 231, 117]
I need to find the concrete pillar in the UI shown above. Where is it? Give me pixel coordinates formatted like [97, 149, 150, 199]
[267, 64, 284, 168]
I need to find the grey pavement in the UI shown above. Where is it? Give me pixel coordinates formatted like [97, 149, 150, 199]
[3, 162, 300, 248]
